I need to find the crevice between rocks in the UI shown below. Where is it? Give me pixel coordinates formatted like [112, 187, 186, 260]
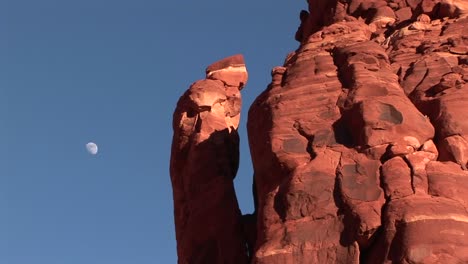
[402, 156, 417, 195]
[293, 120, 318, 160]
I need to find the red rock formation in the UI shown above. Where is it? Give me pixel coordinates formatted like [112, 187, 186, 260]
[170, 55, 249, 263]
[248, 0, 468, 263]
[170, 1, 468, 263]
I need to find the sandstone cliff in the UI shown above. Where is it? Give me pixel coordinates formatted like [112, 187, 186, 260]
[170, 0, 468, 263]
[170, 55, 248, 263]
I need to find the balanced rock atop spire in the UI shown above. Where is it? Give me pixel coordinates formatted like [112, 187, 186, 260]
[170, 55, 248, 264]
[206, 54, 248, 89]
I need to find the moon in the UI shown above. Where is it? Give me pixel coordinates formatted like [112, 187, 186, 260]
[86, 142, 98, 155]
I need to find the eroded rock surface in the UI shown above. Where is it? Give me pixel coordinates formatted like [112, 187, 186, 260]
[170, 1, 468, 263]
[170, 55, 249, 263]
[249, 0, 468, 263]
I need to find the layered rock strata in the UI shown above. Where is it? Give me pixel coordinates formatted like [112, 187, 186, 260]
[248, 0, 468, 263]
[170, 55, 249, 263]
[170, 0, 468, 263]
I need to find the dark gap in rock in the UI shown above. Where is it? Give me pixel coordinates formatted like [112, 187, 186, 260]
[332, 116, 356, 147]
[241, 213, 257, 262]
[294, 121, 318, 159]
[273, 181, 289, 222]
[357, 164, 391, 263]
[333, 167, 359, 248]
[331, 47, 355, 89]
[402, 156, 417, 194]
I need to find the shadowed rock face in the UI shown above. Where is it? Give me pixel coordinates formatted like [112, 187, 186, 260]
[170, 1, 468, 263]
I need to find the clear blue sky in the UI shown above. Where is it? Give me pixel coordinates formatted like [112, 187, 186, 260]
[3, 1, 305, 263]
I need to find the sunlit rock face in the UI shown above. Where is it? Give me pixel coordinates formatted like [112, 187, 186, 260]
[206, 54, 248, 89]
[249, 0, 468, 263]
[170, 55, 248, 264]
[170, 1, 468, 263]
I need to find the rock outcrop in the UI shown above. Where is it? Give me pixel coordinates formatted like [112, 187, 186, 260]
[170, 55, 249, 263]
[170, 1, 468, 263]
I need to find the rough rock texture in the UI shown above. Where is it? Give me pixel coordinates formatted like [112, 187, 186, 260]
[170, 1, 468, 263]
[170, 55, 249, 263]
[248, 0, 468, 263]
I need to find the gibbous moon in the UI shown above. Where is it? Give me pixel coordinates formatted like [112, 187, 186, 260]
[86, 142, 98, 155]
